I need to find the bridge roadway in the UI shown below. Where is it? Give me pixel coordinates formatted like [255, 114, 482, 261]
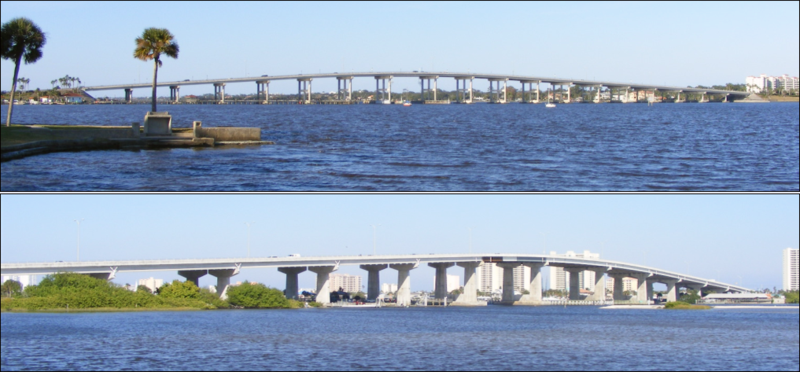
[82, 71, 750, 104]
[1, 253, 750, 305]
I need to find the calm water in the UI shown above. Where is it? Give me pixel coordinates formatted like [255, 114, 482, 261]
[1, 306, 798, 371]
[1, 103, 797, 191]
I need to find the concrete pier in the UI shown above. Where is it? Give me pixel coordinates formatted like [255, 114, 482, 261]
[611, 274, 626, 301]
[662, 279, 678, 302]
[452, 262, 483, 306]
[497, 263, 521, 303]
[588, 268, 607, 301]
[390, 263, 417, 306]
[124, 88, 133, 103]
[374, 75, 392, 103]
[178, 270, 208, 288]
[518, 263, 545, 305]
[488, 78, 508, 103]
[419, 76, 439, 102]
[336, 76, 353, 101]
[256, 80, 270, 104]
[213, 83, 226, 103]
[308, 266, 335, 304]
[278, 267, 306, 300]
[360, 264, 388, 300]
[169, 85, 180, 103]
[209, 268, 239, 300]
[297, 78, 312, 103]
[566, 268, 583, 300]
[429, 262, 454, 299]
[633, 273, 650, 304]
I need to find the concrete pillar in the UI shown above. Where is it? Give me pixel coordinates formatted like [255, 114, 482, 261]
[420, 78, 424, 101]
[523, 263, 545, 304]
[497, 263, 521, 303]
[625, 87, 630, 103]
[567, 269, 582, 300]
[502, 80, 507, 103]
[209, 269, 238, 300]
[124, 88, 132, 103]
[433, 78, 438, 101]
[390, 263, 417, 306]
[646, 280, 655, 302]
[455, 262, 481, 303]
[169, 86, 179, 103]
[214, 83, 226, 103]
[663, 279, 678, 302]
[178, 270, 208, 288]
[308, 266, 336, 304]
[566, 84, 571, 103]
[428, 262, 454, 299]
[469, 79, 473, 103]
[536, 81, 540, 102]
[375, 78, 379, 103]
[348, 78, 352, 101]
[360, 264, 388, 300]
[278, 267, 306, 300]
[633, 274, 649, 304]
[589, 268, 607, 301]
[610, 274, 626, 301]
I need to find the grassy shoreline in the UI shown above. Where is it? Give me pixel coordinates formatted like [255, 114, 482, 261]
[1, 306, 205, 313]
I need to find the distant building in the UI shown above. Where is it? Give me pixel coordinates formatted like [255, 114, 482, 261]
[784, 248, 799, 291]
[329, 273, 362, 293]
[137, 277, 163, 293]
[746, 74, 799, 93]
[1, 275, 37, 290]
[606, 276, 637, 293]
[381, 283, 398, 294]
[432, 274, 461, 293]
[549, 251, 600, 291]
[476, 263, 503, 292]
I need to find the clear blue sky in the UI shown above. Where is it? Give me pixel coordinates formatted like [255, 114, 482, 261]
[1, 194, 797, 292]
[2, 1, 798, 97]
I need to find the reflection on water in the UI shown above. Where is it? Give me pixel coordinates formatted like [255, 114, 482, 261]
[1, 103, 798, 191]
[1, 306, 798, 371]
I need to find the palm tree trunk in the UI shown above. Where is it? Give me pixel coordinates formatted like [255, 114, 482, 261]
[5, 56, 22, 127]
[151, 58, 158, 113]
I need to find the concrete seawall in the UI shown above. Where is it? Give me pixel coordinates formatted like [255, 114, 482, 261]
[196, 127, 260, 142]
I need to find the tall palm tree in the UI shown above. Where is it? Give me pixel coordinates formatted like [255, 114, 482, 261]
[134, 28, 179, 113]
[1, 17, 46, 126]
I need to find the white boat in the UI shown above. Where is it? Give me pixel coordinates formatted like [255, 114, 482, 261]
[403, 100, 411, 107]
[545, 103, 556, 108]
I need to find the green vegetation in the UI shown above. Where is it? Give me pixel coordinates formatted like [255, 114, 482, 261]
[784, 291, 799, 304]
[0, 272, 304, 312]
[225, 281, 298, 309]
[134, 27, 179, 113]
[678, 289, 702, 304]
[2, 279, 22, 297]
[664, 301, 710, 310]
[1, 17, 46, 126]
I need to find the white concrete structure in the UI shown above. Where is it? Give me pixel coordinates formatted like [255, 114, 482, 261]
[329, 273, 362, 293]
[381, 283, 397, 294]
[137, 277, 163, 293]
[1, 275, 36, 290]
[784, 248, 799, 291]
[747, 74, 799, 93]
[549, 250, 600, 291]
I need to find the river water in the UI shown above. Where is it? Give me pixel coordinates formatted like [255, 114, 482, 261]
[1, 306, 798, 371]
[1, 103, 797, 191]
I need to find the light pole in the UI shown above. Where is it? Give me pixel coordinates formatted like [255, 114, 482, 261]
[371, 224, 381, 256]
[245, 222, 253, 258]
[74, 219, 84, 261]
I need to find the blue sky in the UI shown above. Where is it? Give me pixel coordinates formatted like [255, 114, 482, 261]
[2, 1, 798, 97]
[1, 194, 797, 291]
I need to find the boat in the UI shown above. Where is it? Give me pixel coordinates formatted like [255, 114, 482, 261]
[545, 94, 556, 108]
[403, 100, 411, 107]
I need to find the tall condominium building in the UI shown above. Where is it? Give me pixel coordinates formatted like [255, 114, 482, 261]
[381, 283, 398, 294]
[476, 262, 504, 293]
[548, 250, 600, 291]
[0, 275, 37, 290]
[784, 248, 799, 291]
[329, 273, 362, 293]
[605, 277, 637, 293]
[746, 74, 799, 93]
[432, 274, 461, 293]
[137, 277, 163, 293]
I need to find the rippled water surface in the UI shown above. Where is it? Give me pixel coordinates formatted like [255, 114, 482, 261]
[2, 306, 798, 371]
[1, 103, 797, 191]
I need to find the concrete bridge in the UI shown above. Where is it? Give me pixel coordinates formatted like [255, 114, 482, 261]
[82, 71, 752, 104]
[1, 253, 751, 305]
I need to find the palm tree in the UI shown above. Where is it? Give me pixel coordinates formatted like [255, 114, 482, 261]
[134, 28, 179, 113]
[1, 17, 46, 126]
[50, 79, 57, 89]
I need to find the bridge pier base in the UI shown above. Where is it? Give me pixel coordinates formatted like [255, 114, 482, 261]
[256, 80, 270, 104]
[390, 263, 417, 306]
[209, 269, 238, 300]
[419, 76, 439, 102]
[588, 268, 607, 301]
[662, 279, 678, 302]
[452, 262, 483, 306]
[633, 273, 650, 304]
[297, 78, 312, 104]
[517, 262, 545, 305]
[337, 76, 353, 101]
[178, 270, 208, 288]
[169, 85, 180, 104]
[309, 266, 335, 304]
[610, 274, 627, 301]
[278, 267, 306, 300]
[429, 262, 454, 299]
[566, 268, 582, 300]
[497, 263, 521, 303]
[360, 264, 388, 300]
[214, 83, 226, 104]
[374, 76, 392, 103]
[124, 88, 133, 103]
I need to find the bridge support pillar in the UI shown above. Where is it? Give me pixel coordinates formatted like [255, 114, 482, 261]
[488, 78, 508, 103]
[124, 88, 133, 103]
[455, 77, 474, 103]
[662, 279, 678, 302]
[360, 264, 388, 300]
[214, 83, 226, 104]
[419, 76, 439, 102]
[610, 274, 627, 301]
[390, 263, 417, 306]
[565, 268, 583, 300]
[209, 269, 238, 300]
[625, 87, 630, 103]
[337, 76, 353, 101]
[699, 92, 708, 103]
[453, 262, 482, 305]
[632, 274, 650, 304]
[536, 81, 541, 103]
[308, 266, 336, 304]
[297, 78, 312, 103]
[278, 267, 306, 300]
[178, 270, 208, 288]
[497, 263, 522, 303]
[169, 85, 180, 103]
[374, 76, 392, 103]
[429, 262, 455, 299]
[646, 279, 655, 302]
[256, 80, 270, 104]
[588, 268, 607, 301]
[521, 263, 545, 304]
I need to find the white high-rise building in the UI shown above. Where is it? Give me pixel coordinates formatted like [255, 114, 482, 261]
[746, 74, 799, 93]
[381, 283, 398, 294]
[432, 274, 461, 293]
[329, 273, 362, 293]
[1, 275, 37, 290]
[606, 277, 637, 293]
[548, 250, 600, 291]
[137, 277, 163, 293]
[783, 248, 799, 291]
[476, 263, 503, 293]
